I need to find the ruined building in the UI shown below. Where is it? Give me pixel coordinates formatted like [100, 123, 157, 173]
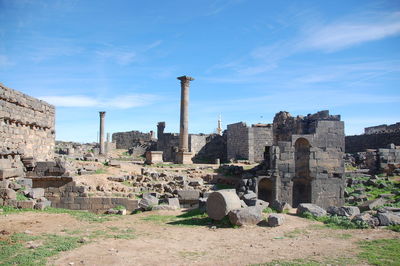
[345, 122, 400, 153]
[240, 110, 345, 208]
[0, 83, 55, 179]
[226, 122, 273, 163]
[156, 122, 226, 163]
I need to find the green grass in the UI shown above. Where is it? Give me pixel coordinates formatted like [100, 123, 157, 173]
[262, 207, 275, 214]
[300, 211, 369, 229]
[0, 206, 119, 223]
[94, 168, 107, 174]
[0, 233, 82, 266]
[253, 238, 400, 266]
[358, 239, 400, 266]
[387, 224, 400, 232]
[141, 209, 237, 228]
[16, 192, 29, 201]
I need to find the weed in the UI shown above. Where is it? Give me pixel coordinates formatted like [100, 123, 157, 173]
[16, 192, 29, 201]
[262, 207, 275, 214]
[387, 224, 400, 232]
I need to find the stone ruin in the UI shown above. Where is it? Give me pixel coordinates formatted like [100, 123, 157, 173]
[236, 110, 345, 209]
[226, 122, 273, 163]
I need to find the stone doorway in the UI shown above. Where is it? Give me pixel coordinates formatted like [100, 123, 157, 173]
[258, 178, 274, 203]
[295, 138, 310, 179]
[292, 179, 311, 207]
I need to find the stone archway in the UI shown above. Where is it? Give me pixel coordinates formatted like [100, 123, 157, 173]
[258, 178, 274, 203]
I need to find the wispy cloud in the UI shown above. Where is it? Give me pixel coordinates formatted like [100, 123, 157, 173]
[96, 50, 136, 65]
[39, 94, 158, 109]
[302, 12, 400, 52]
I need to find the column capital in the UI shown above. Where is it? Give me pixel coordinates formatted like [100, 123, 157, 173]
[177, 76, 195, 83]
[99, 111, 106, 117]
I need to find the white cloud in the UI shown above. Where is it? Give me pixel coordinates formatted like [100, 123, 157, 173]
[39, 94, 157, 109]
[303, 12, 400, 52]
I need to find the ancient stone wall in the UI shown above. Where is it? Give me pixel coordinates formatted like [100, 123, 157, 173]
[227, 122, 250, 161]
[192, 134, 227, 163]
[112, 130, 153, 149]
[0, 83, 55, 162]
[42, 180, 138, 213]
[227, 122, 273, 163]
[365, 122, 400, 135]
[345, 132, 400, 153]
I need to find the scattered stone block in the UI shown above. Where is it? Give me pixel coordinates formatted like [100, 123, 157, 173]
[152, 205, 178, 211]
[0, 188, 16, 200]
[296, 203, 327, 217]
[359, 198, 386, 212]
[34, 200, 51, 210]
[270, 200, 291, 213]
[207, 190, 241, 221]
[28, 188, 45, 199]
[352, 212, 379, 227]
[167, 198, 180, 208]
[268, 213, 285, 227]
[17, 200, 34, 209]
[228, 206, 263, 226]
[139, 194, 159, 211]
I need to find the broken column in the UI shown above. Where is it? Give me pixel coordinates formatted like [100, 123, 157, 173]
[99, 111, 106, 155]
[176, 75, 194, 164]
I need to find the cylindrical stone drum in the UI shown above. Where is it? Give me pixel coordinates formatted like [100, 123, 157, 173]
[206, 190, 241, 220]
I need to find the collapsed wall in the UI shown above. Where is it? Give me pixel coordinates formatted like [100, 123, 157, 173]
[0, 83, 55, 179]
[112, 130, 154, 149]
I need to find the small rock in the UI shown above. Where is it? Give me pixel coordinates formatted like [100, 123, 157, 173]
[268, 213, 285, 227]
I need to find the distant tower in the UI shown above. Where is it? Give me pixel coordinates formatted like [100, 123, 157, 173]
[217, 115, 223, 136]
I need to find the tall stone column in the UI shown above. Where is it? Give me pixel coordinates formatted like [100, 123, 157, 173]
[99, 111, 106, 155]
[177, 75, 194, 164]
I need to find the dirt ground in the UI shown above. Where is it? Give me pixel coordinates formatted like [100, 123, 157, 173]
[1, 209, 399, 266]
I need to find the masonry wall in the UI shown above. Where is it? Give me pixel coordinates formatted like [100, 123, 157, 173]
[42, 180, 139, 213]
[251, 126, 273, 163]
[0, 83, 55, 161]
[112, 130, 153, 149]
[365, 122, 400, 135]
[227, 122, 250, 161]
[345, 132, 400, 153]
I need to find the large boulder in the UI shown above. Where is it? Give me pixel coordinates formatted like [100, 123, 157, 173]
[327, 206, 360, 219]
[228, 206, 263, 226]
[207, 190, 241, 220]
[268, 213, 285, 227]
[296, 203, 327, 217]
[28, 188, 44, 199]
[0, 188, 16, 200]
[376, 212, 400, 226]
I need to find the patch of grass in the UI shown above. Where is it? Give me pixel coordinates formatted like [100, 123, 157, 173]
[141, 214, 178, 223]
[141, 209, 237, 228]
[283, 228, 309, 239]
[0, 206, 118, 223]
[94, 168, 107, 174]
[16, 192, 29, 201]
[358, 238, 400, 266]
[387, 224, 400, 232]
[262, 207, 275, 214]
[300, 211, 369, 229]
[0, 233, 82, 266]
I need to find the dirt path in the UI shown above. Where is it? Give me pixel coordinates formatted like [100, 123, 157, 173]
[2, 209, 395, 266]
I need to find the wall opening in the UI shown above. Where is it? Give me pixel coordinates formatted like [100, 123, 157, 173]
[258, 178, 274, 203]
[295, 138, 310, 179]
[292, 179, 312, 207]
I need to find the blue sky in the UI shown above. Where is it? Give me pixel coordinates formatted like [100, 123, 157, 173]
[1, 0, 399, 142]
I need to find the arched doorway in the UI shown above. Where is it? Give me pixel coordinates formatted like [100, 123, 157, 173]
[293, 138, 312, 207]
[258, 178, 274, 203]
